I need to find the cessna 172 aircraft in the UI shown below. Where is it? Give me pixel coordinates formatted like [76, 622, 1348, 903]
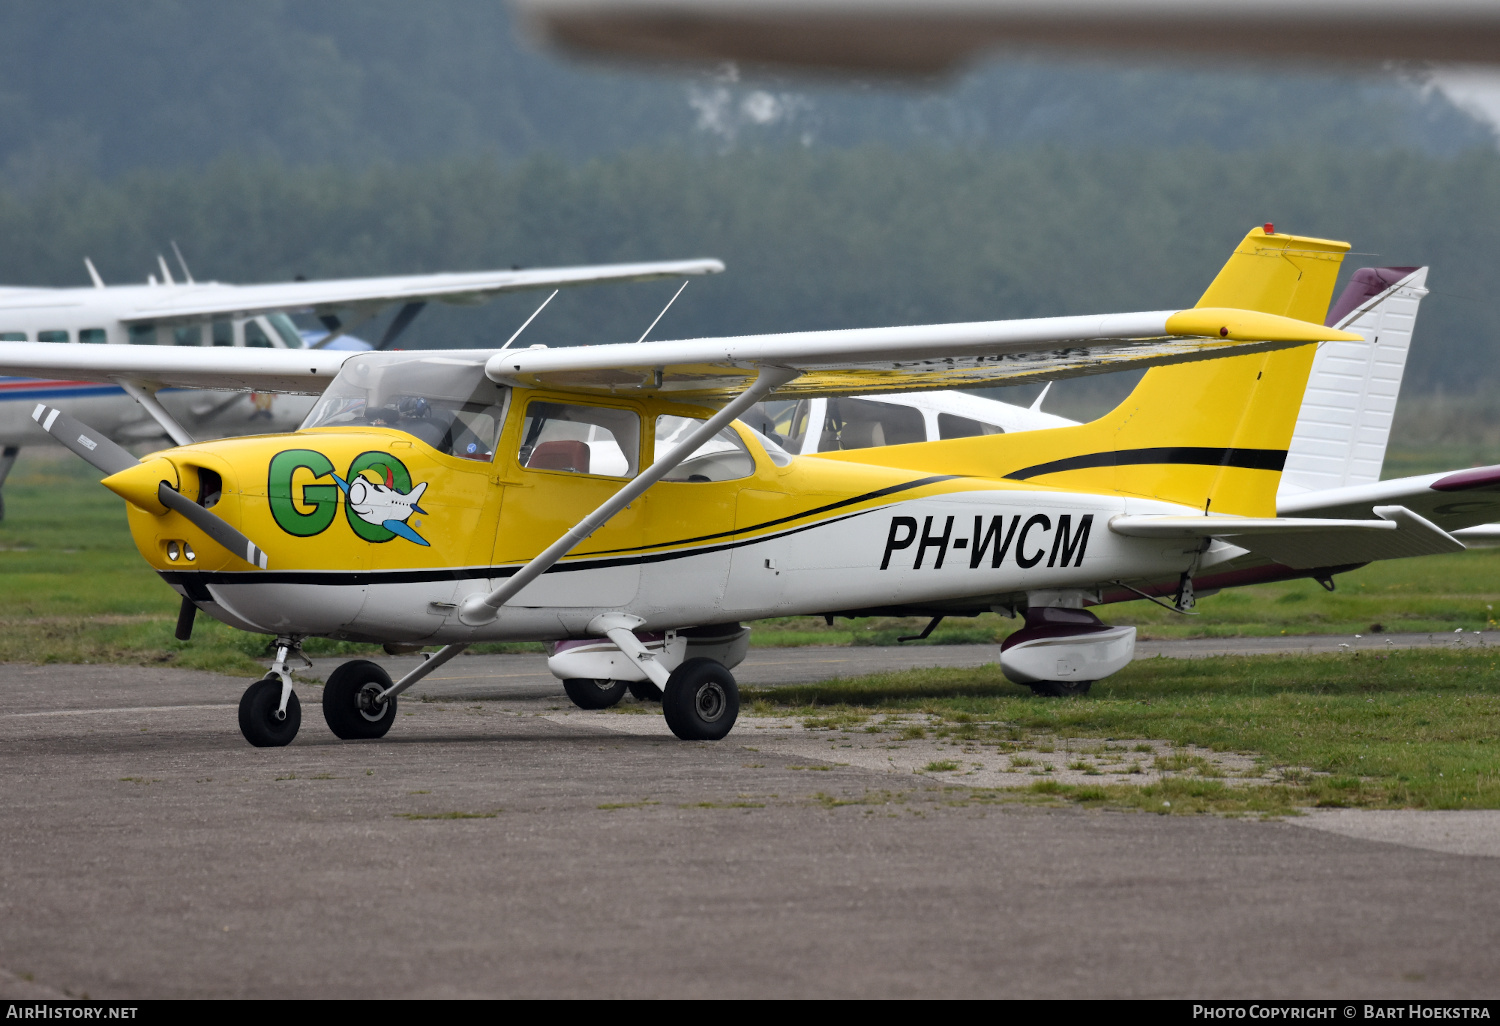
[6, 225, 1479, 749]
[0, 254, 724, 519]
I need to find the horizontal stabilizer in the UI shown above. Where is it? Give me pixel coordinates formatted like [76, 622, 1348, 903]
[1109, 504, 1463, 568]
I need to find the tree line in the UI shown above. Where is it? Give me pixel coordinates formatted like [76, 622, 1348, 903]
[2, 145, 1499, 393]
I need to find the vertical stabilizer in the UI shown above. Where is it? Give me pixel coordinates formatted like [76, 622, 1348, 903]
[1278, 267, 1427, 496]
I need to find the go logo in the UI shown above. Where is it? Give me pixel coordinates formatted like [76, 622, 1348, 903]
[268, 449, 421, 544]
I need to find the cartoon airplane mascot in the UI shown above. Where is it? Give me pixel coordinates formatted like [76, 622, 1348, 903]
[6, 227, 1464, 748]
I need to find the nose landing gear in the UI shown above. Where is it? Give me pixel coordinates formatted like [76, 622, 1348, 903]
[237, 636, 308, 747]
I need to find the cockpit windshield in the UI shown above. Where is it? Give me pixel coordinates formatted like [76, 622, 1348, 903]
[300, 353, 510, 461]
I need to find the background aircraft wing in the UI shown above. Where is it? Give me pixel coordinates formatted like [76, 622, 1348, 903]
[517, 0, 1500, 73]
[485, 307, 1361, 400]
[0, 343, 349, 394]
[115, 259, 725, 325]
[1279, 465, 1500, 535]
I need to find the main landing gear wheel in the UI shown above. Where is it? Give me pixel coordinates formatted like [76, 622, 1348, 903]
[1028, 680, 1094, 698]
[238, 677, 301, 747]
[627, 681, 662, 702]
[662, 658, 738, 741]
[562, 677, 627, 710]
[323, 660, 398, 740]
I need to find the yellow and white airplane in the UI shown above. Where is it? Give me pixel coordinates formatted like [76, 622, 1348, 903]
[5, 226, 1440, 749]
[0, 254, 723, 518]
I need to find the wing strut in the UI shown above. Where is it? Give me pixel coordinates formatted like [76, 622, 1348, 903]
[457, 365, 800, 626]
[114, 379, 195, 446]
[375, 302, 427, 351]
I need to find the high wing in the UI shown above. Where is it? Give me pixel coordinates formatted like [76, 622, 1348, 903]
[0, 307, 1359, 401]
[113, 259, 725, 326]
[485, 307, 1360, 400]
[1110, 505, 1464, 569]
[0, 343, 350, 394]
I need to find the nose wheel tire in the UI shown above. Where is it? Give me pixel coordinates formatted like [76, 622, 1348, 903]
[627, 680, 662, 702]
[562, 678, 627, 709]
[323, 660, 398, 740]
[238, 677, 301, 747]
[662, 658, 739, 741]
[1028, 680, 1094, 697]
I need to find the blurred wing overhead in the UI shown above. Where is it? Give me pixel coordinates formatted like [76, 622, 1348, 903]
[485, 307, 1362, 401]
[115, 259, 725, 325]
[516, 0, 1500, 73]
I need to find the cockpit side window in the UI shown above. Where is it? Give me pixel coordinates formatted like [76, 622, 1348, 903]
[301, 353, 511, 461]
[654, 415, 755, 482]
[519, 401, 640, 478]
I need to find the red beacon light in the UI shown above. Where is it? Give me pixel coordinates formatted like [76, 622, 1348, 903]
[1264, 222, 1275, 234]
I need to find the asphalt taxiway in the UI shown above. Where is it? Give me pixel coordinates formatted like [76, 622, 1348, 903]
[2, 643, 1498, 999]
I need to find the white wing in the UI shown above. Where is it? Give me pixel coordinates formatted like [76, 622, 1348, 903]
[486, 307, 1361, 400]
[113, 259, 725, 325]
[0, 343, 349, 393]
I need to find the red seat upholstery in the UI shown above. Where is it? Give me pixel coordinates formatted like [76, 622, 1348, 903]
[527, 440, 590, 473]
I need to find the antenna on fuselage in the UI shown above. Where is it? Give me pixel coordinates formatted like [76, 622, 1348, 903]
[157, 255, 176, 286]
[498, 289, 559, 351]
[170, 241, 195, 284]
[1030, 381, 1053, 412]
[635, 280, 689, 345]
[83, 258, 105, 289]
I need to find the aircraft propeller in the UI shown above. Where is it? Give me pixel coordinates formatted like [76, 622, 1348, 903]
[29, 402, 272, 573]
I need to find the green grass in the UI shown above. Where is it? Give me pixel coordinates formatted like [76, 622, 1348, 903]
[4, 444, 1500, 674]
[743, 648, 1500, 812]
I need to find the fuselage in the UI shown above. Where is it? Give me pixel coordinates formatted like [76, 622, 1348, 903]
[127, 385, 1203, 645]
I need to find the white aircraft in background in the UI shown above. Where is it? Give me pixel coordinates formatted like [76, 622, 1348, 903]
[0, 253, 723, 519]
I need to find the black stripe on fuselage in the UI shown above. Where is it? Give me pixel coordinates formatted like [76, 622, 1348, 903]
[158, 509, 875, 589]
[583, 474, 958, 556]
[1004, 447, 1286, 481]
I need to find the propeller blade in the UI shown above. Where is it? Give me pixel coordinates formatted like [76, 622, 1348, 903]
[157, 482, 270, 570]
[30, 403, 139, 476]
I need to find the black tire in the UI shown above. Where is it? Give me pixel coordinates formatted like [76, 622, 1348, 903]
[562, 677, 627, 710]
[322, 660, 398, 740]
[662, 658, 738, 741]
[238, 676, 301, 747]
[627, 680, 662, 702]
[1028, 679, 1093, 698]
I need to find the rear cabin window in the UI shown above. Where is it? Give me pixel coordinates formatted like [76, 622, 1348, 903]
[212, 320, 233, 346]
[128, 324, 156, 345]
[301, 353, 510, 461]
[819, 397, 926, 451]
[39, 330, 69, 344]
[174, 325, 203, 346]
[938, 413, 1003, 440]
[655, 416, 755, 482]
[78, 328, 106, 344]
[1, 332, 28, 341]
[519, 401, 639, 478]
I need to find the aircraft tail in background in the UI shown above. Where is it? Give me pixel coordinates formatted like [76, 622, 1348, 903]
[1279, 266, 1428, 496]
